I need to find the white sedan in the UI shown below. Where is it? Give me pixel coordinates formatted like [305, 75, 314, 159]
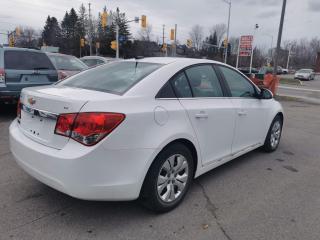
[294, 69, 315, 81]
[10, 58, 284, 212]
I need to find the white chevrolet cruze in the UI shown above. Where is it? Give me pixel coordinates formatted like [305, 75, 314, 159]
[10, 58, 284, 212]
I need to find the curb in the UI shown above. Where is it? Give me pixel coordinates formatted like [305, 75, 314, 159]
[275, 94, 320, 105]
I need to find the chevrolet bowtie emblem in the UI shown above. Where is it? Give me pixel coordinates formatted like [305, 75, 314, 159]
[28, 97, 36, 105]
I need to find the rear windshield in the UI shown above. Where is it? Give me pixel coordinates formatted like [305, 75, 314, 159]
[4, 50, 55, 70]
[59, 61, 163, 94]
[48, 55, 88, 71]
[298, 69, 312, 73]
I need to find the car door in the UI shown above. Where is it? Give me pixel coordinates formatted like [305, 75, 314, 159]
[217, 65, 269, 154]
[171, 64, 236, 166]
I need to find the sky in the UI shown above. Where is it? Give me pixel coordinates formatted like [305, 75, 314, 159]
[0, 0, 319, 50]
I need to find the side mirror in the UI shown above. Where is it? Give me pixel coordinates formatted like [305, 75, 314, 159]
[259, 88, 273, 100]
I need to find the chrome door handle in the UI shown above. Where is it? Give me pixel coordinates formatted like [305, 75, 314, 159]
[238, 110, 247, 116]
[195, 113, 208, 119]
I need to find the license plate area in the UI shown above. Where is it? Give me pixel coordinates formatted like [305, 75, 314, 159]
[21, 75, 49, 83]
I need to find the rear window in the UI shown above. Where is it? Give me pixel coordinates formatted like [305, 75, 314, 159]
[4, 50, 55, 70]
[48, 55, 88, 71]
[59, 61, 163, 94]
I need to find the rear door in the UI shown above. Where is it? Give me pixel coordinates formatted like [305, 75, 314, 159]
[4, 50, 58, 92]
[173, 64, 236, 166]
[217, 65, 269, 154]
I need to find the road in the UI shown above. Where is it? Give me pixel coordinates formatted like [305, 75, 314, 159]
[278, 75, 320, 103]
[1, 101, 320, 240]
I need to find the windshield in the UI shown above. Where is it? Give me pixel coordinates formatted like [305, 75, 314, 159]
[48, 54, 88, 71]
[297, 69, 312, 73]
[59, 61, 163, 94]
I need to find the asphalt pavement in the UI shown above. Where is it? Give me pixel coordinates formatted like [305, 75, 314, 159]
[1, 100, 320, 240]
[278, 75, 320, 104]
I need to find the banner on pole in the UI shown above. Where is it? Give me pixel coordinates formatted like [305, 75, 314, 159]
[239, 35, 253, 57]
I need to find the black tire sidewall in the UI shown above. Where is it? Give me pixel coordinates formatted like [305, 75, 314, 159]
[263, 116, 283, 152]
[141, 143, 194, 212]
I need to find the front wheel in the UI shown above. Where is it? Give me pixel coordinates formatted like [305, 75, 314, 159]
[262, 116, 283, 152]
[140, 143, 194, 213]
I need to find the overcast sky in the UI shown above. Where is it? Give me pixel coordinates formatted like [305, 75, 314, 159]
[0, 0, 319, 49]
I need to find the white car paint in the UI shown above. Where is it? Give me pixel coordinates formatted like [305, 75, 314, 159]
[10, 57, 283, 201]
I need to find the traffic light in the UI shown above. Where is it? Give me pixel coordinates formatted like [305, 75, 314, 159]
[170, 29, 175, 41]
[110, 40, 117, 50]
[101, 11, 108, 28]
[186, 39, 192, 48]
[80, 38, 85, 47]
[223, 38, 228, 48]
[141, 15, 147, 28]
[15, 27, 21, 37]
[9, 36, 15, 47]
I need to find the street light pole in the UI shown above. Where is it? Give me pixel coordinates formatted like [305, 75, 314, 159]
[223, 0, 231, 64]
[273, 0, 287, 75]
[116, 8, 120, 59]
[249, 24, 259, 74]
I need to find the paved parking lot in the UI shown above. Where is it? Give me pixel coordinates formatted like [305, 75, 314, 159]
[1, 100, 320, 240]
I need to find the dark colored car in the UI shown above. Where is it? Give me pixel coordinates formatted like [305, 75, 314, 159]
[80, 56, 115, 68]
[46, 53, 88, 80]
[0, 47, 58, 103]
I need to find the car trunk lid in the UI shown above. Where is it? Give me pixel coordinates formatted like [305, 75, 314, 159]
[19, 85, 119, 149]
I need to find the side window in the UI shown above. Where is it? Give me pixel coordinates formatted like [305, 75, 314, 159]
[219, 66, 256, 98]
[171, 72, 192, 98]
[185, 65, 223, 97]
[156, 81, 176, 98]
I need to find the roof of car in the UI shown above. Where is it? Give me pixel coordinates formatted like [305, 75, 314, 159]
[80, 56, 113, 60]
[2, 47, 43, 52]
[125, 57, 220, 66]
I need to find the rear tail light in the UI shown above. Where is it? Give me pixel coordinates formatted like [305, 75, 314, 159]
[54, 112, 125, 146]
[0, 68, 5, 83]
[17, 99, 21, 119]
[58, 71, 68, 80]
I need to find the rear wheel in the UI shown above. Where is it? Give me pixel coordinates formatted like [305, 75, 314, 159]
[140, 143, 194, 213]
[263, 115, 283, 152]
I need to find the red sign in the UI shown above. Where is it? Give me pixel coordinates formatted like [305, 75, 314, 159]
[239, 35, 253, 57]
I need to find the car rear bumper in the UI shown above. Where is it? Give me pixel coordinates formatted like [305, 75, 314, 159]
[9, 119, 156, 201]
[0, 89, 20, 101]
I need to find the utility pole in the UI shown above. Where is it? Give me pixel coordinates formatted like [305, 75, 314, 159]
[116, 8, 120, 59]
[88, 2, 92, 56]
[174, 24, 177, 57]
[223, 0, 231, 64]
[162, 24, 165, 46]
[236, 38, 240, 69]
[273, 0, 287, 75]
[286, 45, 292, 70]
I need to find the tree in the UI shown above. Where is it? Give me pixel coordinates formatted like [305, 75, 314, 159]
[210, 23, 227, 46]
[60, 8, 79, 56]
[77, 4, 88, 39]
[15, 27, 41, 49]
[137, 24, 153, 41]
[41, 16, 61, 46]
[189, 25, 204, 51]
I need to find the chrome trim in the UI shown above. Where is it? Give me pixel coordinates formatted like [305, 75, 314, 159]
[21, 104, 58, 120]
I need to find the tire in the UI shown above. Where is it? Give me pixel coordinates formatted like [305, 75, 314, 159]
[262, 115, 283, 152]
[140, 143, 194, 213]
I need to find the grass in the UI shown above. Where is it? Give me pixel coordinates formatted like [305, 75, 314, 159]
[279, 77, 301, 86]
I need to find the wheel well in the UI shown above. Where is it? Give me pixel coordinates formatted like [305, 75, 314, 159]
[162, 139, 198, 176]
[276, 112, 284, 123]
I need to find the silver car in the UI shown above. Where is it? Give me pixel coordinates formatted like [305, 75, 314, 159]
[294, 69, 315, 81]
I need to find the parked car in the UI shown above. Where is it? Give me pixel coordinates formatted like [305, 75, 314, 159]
[259, 66, 283, 75]
[46, 53, 88, 80]
[294, 69, 315, 81]
[80, 56, 114, 67]
[282, 68, 289, 74]
[0, 47, 58, 103]
[10, 58, 284, 212]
